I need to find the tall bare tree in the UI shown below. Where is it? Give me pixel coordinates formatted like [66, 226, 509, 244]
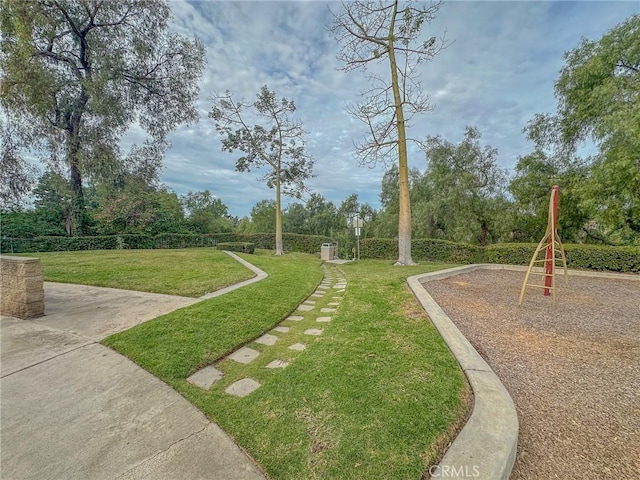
[1, 0, 205, 234]
[210, 86, 314, 255]
[329, 0, 446, 265]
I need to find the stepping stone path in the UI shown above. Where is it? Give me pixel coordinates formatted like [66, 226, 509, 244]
[266, 360, 289, 369]
[304, 328, 323, 336]
[225, 378, 261, 397]
[186, 264, 347, 397]
[228, 347, 260, 364]
[255, 334, 278, 346]
[186, 366, 224, 390]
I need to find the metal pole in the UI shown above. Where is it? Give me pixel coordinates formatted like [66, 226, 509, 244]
[357, 234, 360, 261]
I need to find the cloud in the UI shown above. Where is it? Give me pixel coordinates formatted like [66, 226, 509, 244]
[149, 0, 638, 217]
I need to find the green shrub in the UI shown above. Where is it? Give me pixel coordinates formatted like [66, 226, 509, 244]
[360, 238, 482, 263]
[216, 242, 255, 254]
[484, 243, 640, 272]
[564, 244, 640, 272]
[3, 231, 636, 273]
[483, 243, 536, 265]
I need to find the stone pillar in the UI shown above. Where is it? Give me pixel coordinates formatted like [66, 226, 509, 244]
[1, 256, 45, 319]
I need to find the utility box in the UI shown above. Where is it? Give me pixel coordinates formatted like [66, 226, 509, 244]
[320, 243, 335, 261]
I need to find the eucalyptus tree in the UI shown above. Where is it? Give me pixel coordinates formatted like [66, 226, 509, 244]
[210, 86, 314, 255]
[0, 0, 205, 234]
[329, 0, 447, 265]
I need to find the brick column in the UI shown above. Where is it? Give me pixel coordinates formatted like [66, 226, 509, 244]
[1, 256, 45, 319]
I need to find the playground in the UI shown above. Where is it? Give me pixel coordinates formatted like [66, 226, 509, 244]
[423, 268, 640, 479]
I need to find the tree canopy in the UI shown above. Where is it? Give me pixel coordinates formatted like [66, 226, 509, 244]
[525, 14, 639, 244]
[0, 0, 205, 233]
[210, 85, 314, 255]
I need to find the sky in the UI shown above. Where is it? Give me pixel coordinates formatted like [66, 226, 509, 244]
[133, 0, 638, 218]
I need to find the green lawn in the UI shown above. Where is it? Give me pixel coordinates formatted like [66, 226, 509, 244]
[25, 248, 255, 297]
[103, 250, 470, 479]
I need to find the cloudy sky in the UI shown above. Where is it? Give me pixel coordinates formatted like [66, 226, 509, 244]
[147, 1, 638, 218]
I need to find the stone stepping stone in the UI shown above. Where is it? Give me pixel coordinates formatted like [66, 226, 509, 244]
[336, 289, 345, 294]
[303, 300, 316, 305]
[186, 366, 223, 390]
[328, 302, 339, 306]
[225, 378, 261, 397]
[321, 308, 336, 313]
[287, 315, 304, 321]
[311, 293, 324, 298]
[297, 304, 314, 312]
[266, 360, 289, 369]
[273, 326, 290, 333]
[255, 333, 278, 346]
[334, 285, 347, 289]
[316, 317, 332, 323]
[228, 347, 260, 364]
[304, 328, 323, 336]
[332, 296, 342, 300]
[288, 343, 306, 351]
[317, 285, 329, 290]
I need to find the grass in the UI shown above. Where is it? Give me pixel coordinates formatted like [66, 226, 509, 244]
[104, 251, 471, 480]
[23, 248, 255, 297]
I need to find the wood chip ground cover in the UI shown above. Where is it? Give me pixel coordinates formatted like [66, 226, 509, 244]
[423, 270, 640, 479]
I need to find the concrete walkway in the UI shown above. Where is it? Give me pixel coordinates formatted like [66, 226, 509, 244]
[0, 252, 266, 480]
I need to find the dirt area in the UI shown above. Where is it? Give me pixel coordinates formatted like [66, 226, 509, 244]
[423, 269, 640, 479]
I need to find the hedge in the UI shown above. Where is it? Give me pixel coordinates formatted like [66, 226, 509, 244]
[216, 242, 255, 254]
[360, 237, 482, 264]
[0, 232, 331, 255]
[2, 232, 637, 273]
[484, 243, 640, 273]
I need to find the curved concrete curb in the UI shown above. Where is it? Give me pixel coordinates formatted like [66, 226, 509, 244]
[198, 251, 268, 300]
[407, 265, 519, 480]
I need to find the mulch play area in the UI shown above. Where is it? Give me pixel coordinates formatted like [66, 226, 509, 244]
[423, 269, 640, 479]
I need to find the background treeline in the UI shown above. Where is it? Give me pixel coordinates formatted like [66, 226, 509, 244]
[3, 122, 638, 249]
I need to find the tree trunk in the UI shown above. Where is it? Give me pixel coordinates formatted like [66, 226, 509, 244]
[479, 221, 488, 246]
[389, 0, 415, 266]
[68, 132, 84, 236]
[274, 163, 284, 255]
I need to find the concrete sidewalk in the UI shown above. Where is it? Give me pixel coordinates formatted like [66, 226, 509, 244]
[1, 264, 266, 479]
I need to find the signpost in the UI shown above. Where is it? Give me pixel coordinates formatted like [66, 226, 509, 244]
[348, 213, 365, 260]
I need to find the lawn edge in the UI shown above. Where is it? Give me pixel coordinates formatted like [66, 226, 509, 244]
[407, 264, 519, 480]
[197, 251, 268, 300]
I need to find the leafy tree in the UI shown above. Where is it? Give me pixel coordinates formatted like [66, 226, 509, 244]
[32, 169, 75, 235]
[283, 202, 309, 234]
[0, 117, 37, 210]
[235, 216, 252, 234]
[305, 193, 342, 237]
[422, 127, 509, 245]
[210, 85, 314, 255]
[509, 151, 595, 244]
[1, 0, 205, 234]
[181, 190, 234, 234]
[329, 0, 447, 265]
[525, 14, 639, 243]
[249, 199, 277, 234]
[95, 186, 184, 235]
